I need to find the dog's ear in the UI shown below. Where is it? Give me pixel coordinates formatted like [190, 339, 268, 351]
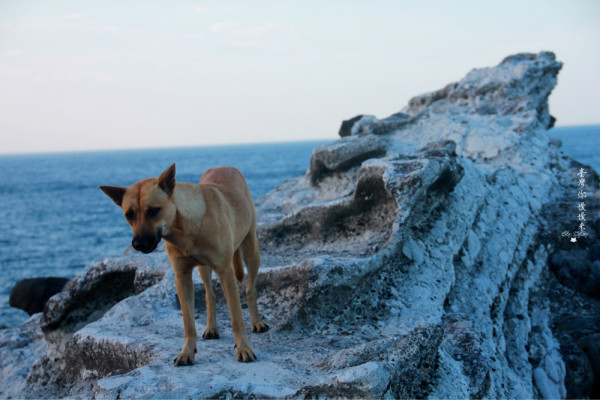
[100, 186, 127, 207]
[158, 163, 176, 196]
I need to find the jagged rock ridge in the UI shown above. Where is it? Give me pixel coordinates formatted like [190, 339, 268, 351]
[1, 51, 599, 399]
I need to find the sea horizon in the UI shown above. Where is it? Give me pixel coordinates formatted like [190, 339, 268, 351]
[0, 137, 336, 158]
[2, 123, 599, 158]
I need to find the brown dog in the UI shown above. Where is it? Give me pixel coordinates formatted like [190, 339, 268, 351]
[100, 164, 268, 365]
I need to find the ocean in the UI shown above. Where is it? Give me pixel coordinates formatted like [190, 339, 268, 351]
[0, 126, 598, 327]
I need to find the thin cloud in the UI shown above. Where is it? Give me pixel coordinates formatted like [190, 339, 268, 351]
[132, 31, 205, 48]
[193, 6, 209, 14]
[1, 13, 90, 31]
[192, 5, 243, 14]
[208, 21, 279, 38]
[0, 51, 116, 85]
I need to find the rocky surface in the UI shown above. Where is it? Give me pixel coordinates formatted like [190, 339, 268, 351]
[2, 51, 599, 399]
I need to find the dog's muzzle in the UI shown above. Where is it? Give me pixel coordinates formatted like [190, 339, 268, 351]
[132, 232, 161, 254]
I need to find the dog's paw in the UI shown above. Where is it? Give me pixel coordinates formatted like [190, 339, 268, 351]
[202, 327, 220, 340]
[235, 344, 256, 363]
[174, 351, 195, 367]
[251, 321, 269, 333]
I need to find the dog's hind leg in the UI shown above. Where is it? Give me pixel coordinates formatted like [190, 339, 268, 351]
[216, 265, 256, 362]
[233, 248, 244, 283]
[242, 229, 269, 333]
[199, 265, 219, 340]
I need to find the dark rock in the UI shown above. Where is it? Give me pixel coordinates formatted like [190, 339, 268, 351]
[548, 266, 600, 400]
[581, 333, 600, 399]
[337, 113, 414, 138]
[555, 332, 594, 399]
[338, 115, 365, 137]
[590, 242, 600, 261]
[549, 249, 600, 299]
[417, 140, 457, 159]
[9, 278, 69, 316]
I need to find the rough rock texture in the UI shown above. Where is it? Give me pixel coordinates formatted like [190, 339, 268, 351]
[2, 51, 599, 399]
[2, 245, 170, 399]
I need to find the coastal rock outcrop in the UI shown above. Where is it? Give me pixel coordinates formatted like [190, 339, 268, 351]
[2, 51, 599, 399]
[9, 278, 69, 316]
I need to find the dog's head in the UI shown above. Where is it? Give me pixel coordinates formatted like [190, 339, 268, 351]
[100, 163, 177, 254]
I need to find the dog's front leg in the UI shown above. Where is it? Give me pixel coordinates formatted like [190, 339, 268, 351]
[173, 266, 197, 366]
[198, 265, 219, 339]
[216, 268, 256, 362]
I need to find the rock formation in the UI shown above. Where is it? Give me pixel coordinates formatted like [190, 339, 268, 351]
[9, 278, 69, 316]
[2, 51, 599, 399]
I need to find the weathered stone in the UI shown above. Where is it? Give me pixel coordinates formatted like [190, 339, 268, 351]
[41, 246, 168, 333]
[309, 134, 388, 184]
[0, 315, 46, 399]
[313, 325, 443, 398]
[436, 315, 491, 399]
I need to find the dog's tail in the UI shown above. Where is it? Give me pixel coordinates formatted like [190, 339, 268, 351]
[233, 249, 244, 283]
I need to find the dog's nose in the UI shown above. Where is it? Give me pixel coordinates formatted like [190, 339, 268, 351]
[132, 235, 158, 254]
[132, 238, 142, 249]
[132, 237, 149, 251]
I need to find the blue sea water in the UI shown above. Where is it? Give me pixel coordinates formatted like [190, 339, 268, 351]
[548, 125, 600, 172]
[0, 126, 598, 327]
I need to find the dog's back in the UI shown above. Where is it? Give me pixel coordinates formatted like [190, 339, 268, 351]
[200, 167, 251, 200]
[199, 166, 255, 222]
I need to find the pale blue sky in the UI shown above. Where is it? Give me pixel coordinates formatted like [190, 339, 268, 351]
[1, 0, 598, 154]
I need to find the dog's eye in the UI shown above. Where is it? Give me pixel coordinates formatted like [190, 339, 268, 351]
[147, 207, 161, 218]
[125, 210, 135, 221]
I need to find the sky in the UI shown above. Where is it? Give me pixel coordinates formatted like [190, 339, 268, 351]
[0, 0, 599, 154]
